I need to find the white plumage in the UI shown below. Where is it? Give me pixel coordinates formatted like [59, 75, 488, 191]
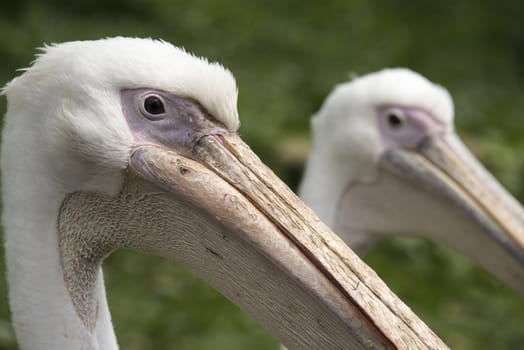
[1, 36, 244, 350]
[300, 69, 453, 227]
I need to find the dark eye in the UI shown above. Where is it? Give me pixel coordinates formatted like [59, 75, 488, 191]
[144, 95, 165, 115]
[387, 113, 403, 128]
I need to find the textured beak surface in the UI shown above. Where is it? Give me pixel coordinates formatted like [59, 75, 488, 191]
[129, 132, 448, 350]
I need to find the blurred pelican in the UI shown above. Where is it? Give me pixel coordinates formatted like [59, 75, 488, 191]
[300, 68, 524, 295]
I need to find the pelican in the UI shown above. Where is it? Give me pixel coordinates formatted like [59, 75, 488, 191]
[300, 68, 524, 296]
[1, 39, 447, 349]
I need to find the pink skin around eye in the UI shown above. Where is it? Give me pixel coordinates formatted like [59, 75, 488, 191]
[377, 107, 450, 150]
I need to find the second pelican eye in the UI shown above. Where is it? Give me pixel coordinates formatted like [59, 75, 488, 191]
[387, 112, 403, 128]
[144, 96, 165, 115]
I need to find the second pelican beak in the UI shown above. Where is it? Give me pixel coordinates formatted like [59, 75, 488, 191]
[382, 132, 524, 294]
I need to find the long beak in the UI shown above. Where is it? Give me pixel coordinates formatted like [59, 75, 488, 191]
[129, 132, 448, 349]
[382, 132, 524, 294]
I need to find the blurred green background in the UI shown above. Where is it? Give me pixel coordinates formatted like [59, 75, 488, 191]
[1, 1, 524, 349]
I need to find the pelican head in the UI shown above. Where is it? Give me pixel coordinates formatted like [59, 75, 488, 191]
[1, 39, 447, 350]
[300, 68, 524, 295]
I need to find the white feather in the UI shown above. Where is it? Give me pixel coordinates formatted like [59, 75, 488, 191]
[1, 37, 239, 350]
[300, 68, 454, 245]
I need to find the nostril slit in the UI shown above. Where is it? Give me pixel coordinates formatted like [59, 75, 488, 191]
[179, 166, 190, 175]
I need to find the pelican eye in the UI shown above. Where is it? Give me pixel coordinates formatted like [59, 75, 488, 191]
[387, 113, 403, 128]
[143, 95, 166, 117]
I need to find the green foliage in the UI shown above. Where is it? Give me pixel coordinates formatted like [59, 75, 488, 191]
[366, 239, 524, 350]
[1, 1, 524, 349]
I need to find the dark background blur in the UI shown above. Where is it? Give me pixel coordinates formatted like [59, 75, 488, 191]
[1, 1, 524, 349]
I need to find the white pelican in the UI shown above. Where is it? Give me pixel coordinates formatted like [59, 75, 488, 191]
[300, 68, 524, 296]
[1, 39, 447, 350]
